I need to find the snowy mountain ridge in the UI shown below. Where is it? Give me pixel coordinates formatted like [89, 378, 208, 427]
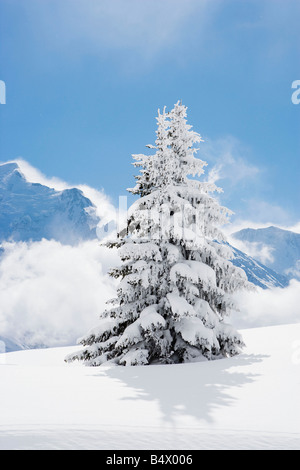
[0, 162, 99, 244]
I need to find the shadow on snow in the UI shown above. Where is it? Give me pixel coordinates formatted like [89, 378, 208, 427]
[94, 352, 268, 425]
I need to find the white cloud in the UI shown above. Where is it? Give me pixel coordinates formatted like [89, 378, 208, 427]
[285, 261, 300, 280]
[231, 280, 300, 329]
[20, 0, 214, 62]
[282, 222, 300, 235]
[0, 240, 120, 349]
[201, 136, 297, 234]
[202, 136, 261, 188]
[239, 200, 292, 227]
[9, 158, 69, 192]
[231, 238, 275, 266]
[1, 238, 298, 350]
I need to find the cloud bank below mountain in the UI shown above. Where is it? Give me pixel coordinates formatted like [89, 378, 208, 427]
[0, 239, 119, 349]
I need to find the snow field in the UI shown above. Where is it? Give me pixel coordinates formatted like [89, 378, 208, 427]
[0, 323, 299, 450]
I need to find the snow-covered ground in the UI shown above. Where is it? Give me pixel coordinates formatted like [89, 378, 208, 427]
[0, 323, 299, 450]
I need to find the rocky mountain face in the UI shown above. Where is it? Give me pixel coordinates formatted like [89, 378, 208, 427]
[229, 244, 289, 289]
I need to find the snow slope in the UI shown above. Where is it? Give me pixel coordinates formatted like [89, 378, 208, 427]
[0, 323, 299, 450]
[229, 244, 288, 289]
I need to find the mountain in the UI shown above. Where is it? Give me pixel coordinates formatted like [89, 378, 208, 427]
[232, 226, 300, 280]
[0, 162, 289, 291]
[0, 162, 100, 244]
[229, 244, 289, 289]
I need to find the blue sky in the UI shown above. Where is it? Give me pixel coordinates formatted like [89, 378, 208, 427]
[0, 0, 299, 229]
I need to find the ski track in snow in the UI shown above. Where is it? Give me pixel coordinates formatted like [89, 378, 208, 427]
[0, 324, 299, 450]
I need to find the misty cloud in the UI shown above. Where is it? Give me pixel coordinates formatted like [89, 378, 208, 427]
[0, 240, 120, 349]
[231, 279, 300, 329]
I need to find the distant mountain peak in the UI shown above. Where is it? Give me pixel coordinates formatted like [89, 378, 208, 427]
[0, 161, 19, 173]
[234, 225, 293, 235]
[0, 162, 23, 183]
[0, 161, 100, 245]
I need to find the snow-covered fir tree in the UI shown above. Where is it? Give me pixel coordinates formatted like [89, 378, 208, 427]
[66, 101, 250, 367]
